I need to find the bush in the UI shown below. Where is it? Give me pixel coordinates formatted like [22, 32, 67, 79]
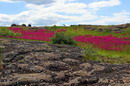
[52, 32, 76, 46]
[44, 26, 51, 29]
[11, 24, 17, 27]
[83, 46, 98, 60]
[28, 24, 31, 27]
[22, 24, 26, 27]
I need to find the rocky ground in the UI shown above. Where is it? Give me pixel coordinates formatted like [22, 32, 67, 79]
[0, 38, 130, 86]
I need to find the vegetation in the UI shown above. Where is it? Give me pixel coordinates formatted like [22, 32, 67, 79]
[28, 24, 31, 27]
[0, 27, 19, 36]
[0, 25, 130, 64]
[52, 32, 76, 46]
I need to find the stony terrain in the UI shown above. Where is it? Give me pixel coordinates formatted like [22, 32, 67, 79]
[0, 38, 130, 86]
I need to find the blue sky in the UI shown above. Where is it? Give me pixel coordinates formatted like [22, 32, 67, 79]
[0, 0, 130, 26]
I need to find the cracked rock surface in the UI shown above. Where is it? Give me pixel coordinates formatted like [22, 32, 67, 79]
[0, 38, 130, 86]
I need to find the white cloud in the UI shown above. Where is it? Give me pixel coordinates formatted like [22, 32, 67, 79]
[0, 0, 55, 5]
[0, 0, 130, 26]
[0, 0, 76, 5]
[81, 10, 130, 25]
[0, 1, 98, 26]
[88, 0, 121, 9]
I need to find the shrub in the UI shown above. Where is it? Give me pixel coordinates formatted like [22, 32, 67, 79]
[83, 46, 98, 61]
[44, 26, 51, 29]
[11, 23, 17, 27]
[28, 24, 31, 27]
[22, 24, 26, 27]
[51, 25, 57, 29]
[52, 32, 76, 46]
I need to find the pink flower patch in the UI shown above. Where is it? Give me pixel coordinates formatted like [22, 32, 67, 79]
[74, 35, 130, 51]
[8, 27, 55, 41]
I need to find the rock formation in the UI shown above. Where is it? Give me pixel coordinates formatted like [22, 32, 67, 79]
[0, 38, 129, 86]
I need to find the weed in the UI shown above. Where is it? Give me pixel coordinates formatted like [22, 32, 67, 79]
[83, 45, 99, 61]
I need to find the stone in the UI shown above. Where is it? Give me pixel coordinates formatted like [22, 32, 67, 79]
[92, 64, 105, 71]
[43, 53, 61, 60]
[63, 77, 81, 86]
[14, 73, 52, 82]
[80, 63, 92, 69]
[29, 66, 44, 72]
[72, 70, 91, 77]
[78, 76, 99, 85]
[54, 72, 66, 82]
[63, 58, 79, 65]
[0, 39, 129, 86]
[48, 62, 69, 71]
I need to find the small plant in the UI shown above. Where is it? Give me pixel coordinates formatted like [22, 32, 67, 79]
[52, 32, 76, 46]
[0, 46, 4, 65]
[83, 46, 98, 60]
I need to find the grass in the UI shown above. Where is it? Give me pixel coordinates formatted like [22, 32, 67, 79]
[77, 42, 130, 64]
[62, 26, 130, 64]
[1, 26, 130, 64]
[0, 27, 19, 36]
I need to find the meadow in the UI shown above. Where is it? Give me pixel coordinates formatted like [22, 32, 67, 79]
[0, 25, 130, 64]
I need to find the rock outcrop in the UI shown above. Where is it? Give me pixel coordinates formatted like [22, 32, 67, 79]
[0, 38, 130, 86]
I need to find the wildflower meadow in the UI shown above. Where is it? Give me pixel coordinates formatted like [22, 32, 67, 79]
[0, 26, 130, 63]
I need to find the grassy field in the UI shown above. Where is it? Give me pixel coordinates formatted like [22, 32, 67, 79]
[44, 25, 130, 64]
[0, 26, 130, 64]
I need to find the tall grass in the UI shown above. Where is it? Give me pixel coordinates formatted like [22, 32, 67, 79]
[64, 27, 113, 37]
[67, 27, 130, 64]
[1, 26, 130, 64]
[0, 27, 19, 36]
[78, 42, 130, 64]
[46, 26, 130, 63]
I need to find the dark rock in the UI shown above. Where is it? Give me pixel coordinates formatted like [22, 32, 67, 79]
[0, 38, 129, 86]
[78, 76, 99, 85]
[54, 72, 66, 82]
[48, 62, 69, 71]
[63, 58, 80, 65]
[63, 77, 81, 86]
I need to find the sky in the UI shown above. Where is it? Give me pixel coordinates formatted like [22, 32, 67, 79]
[0, 0, 130, 26]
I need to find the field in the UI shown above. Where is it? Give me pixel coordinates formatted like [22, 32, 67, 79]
[0, 25, 130, 64]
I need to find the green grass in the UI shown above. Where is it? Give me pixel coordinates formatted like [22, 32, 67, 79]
[77, 42, 130, 64]
[73, 27, 130, 63]
[44, 26, 130, 64]
[0, 27, 19, 36]
[1, 26, 130, 64]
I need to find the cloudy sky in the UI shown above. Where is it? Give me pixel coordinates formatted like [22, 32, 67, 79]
[0, 0, 130, 26]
